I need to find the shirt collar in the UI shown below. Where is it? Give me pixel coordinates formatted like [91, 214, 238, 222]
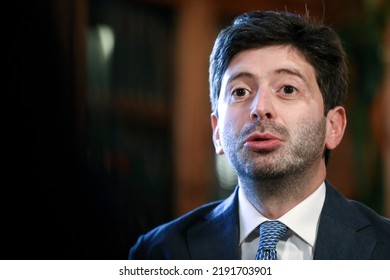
[238, 182, 326, 247]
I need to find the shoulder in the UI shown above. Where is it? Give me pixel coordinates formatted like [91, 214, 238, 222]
[324, 181, 390, 255]
[347, 199, 390, 233]
[129, 186, 240, 259]
[347, 199, 390, 258]
[316, 181, 390, 259]
[129, 200, 223, 259]
[325, 181, 390, 229]
[145, 199, 223, 238]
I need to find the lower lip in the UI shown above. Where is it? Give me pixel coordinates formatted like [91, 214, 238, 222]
[244, 139, 283, 151]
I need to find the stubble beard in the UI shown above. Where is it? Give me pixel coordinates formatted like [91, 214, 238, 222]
[221, 117, 327, 200]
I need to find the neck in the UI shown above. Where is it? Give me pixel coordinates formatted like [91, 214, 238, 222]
[238, 161, 326, 219]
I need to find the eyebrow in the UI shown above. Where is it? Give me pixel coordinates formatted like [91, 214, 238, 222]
[226, 68, 308, 86]
[226, 71, 255, 85]
[273, 68, 308, 85]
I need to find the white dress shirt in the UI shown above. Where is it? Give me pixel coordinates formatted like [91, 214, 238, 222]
[238, 182, 326, 260]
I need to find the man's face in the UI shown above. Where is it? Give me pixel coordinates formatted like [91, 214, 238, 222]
[211, 45, 330, 180]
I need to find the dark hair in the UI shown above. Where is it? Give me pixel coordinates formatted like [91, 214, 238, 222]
[209, 11, 348, 164]
[209, 11, 348, 116]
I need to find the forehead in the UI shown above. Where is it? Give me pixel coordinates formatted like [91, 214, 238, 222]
[223, 45, 316, 82]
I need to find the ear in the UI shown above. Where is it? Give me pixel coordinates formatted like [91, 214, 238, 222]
[211, 113, 224, 155]
[325, 106, 347, 150]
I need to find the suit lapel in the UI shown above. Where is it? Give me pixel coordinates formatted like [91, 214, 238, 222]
[187, 187, 240, 259]
[314, 182, 376, 259]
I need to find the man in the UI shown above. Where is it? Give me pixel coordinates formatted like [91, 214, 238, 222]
[129, 11, 390, 260]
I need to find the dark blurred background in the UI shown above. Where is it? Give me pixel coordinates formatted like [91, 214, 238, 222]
[4, 0, 389, 259]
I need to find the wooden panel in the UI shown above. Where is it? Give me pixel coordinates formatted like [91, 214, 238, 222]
[173, 0, 218, 216]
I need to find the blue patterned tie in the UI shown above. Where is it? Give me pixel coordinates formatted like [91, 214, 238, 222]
[255, 221, 288, 260]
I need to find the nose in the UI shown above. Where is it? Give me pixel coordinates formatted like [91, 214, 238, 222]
[250, 90, 274, 121]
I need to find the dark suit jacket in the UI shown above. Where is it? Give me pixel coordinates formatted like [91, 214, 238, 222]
[129, 181, 390, 259]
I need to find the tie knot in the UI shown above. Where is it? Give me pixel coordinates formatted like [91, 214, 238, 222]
[259, 221, 288, 250]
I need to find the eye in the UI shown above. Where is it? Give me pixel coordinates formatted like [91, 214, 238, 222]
[280, 85, 297, 95]
[232, 88, 250, 97]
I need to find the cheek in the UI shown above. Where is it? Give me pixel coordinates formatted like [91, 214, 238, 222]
[222, 110, 246, 132]
[218, 116, 243, 147]
[282, 107, 323, 136]
[283, 101, 323, 123]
